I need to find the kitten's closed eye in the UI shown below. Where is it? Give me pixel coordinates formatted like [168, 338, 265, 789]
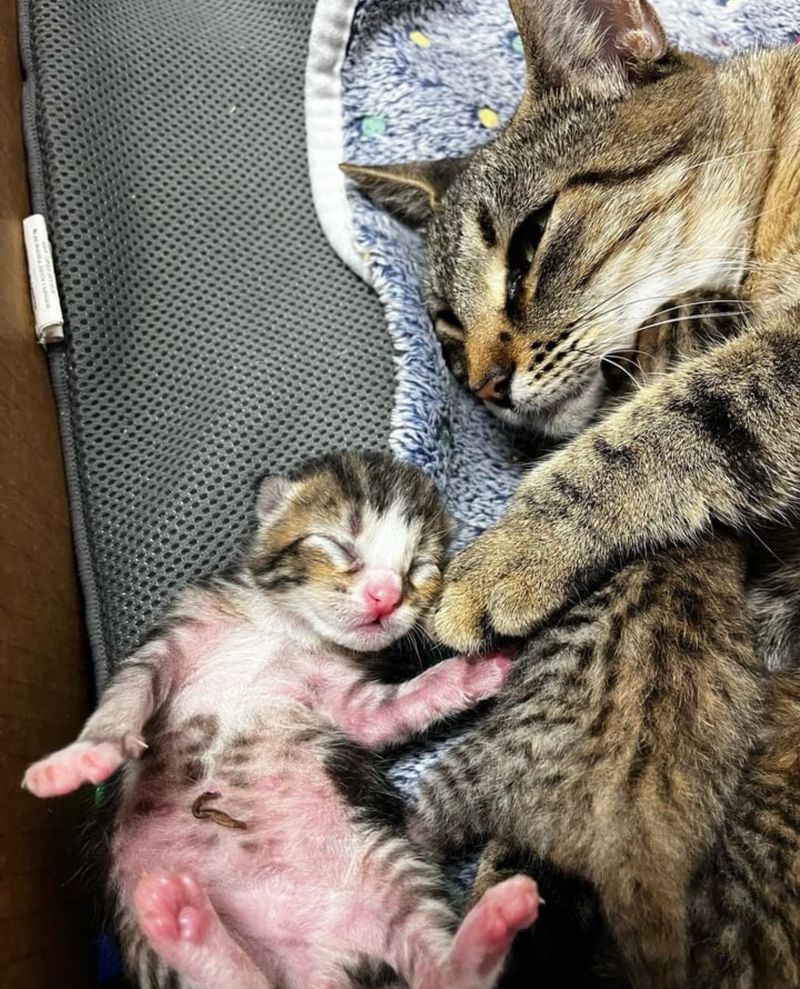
[408, 561, 441, 591]
[304, 534, 362, 572]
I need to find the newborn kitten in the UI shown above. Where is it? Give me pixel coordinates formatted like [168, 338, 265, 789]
[23, 452, 538, 989]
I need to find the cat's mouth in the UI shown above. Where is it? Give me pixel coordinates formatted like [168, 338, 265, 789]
[345, 611, 414, 649]
[499, 372, 606, 439]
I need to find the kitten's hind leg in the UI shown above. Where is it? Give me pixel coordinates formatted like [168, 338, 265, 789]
[385, 870, 539, 989]
[357, 836, 537, 989]
[439, 875, 541, 989]
[133, 872, 272, 989]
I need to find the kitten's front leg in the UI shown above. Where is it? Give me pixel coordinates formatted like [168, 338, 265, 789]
[23, 634, 175, 797]
[433, 314, 800, 651]
[318, 652, 513, 749]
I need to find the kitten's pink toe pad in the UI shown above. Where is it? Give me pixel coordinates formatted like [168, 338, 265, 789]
[451, 875, 540, 977]
[464, 654, 513, 701]
[478, 875, 540, 947]
[135, 872, 212, 948]
[22, 741, 125, 797]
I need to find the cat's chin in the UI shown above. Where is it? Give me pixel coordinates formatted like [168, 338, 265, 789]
[493, 376, 605, 440]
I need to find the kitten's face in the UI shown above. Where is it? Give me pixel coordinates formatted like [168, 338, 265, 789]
[427, 81, 748, 438]
[249, 453, 447, 652]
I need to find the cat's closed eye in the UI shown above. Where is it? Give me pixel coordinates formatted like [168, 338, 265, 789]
[408, 559, 441, 586]
[433, 309, 465, 343]
[507, 201, 554, 307]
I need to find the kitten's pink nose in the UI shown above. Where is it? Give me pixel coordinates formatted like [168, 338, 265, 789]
[363, 572, 403, 619]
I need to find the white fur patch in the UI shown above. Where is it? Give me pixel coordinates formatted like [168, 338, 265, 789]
[358, 501, 420, 574]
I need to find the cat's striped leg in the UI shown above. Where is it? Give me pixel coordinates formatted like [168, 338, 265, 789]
[432, 311, 800, 652]
[470, 838, 524, 905]
[408, 731, 494, 858]
[354, 835, 538, 989]
[386, 874, 539, 989]
[437, 875, 540, 989]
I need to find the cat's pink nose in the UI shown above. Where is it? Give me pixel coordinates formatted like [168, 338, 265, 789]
[363, 572, 403, 619]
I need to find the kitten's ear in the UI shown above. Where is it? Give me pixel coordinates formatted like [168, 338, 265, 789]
[255, 475, 294, 525]
[340, 158, 466, 226]
[512, 0, 668, 99]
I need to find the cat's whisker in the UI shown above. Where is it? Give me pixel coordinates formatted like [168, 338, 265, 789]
[740, 190, 800, 227]
[616, 308, 747, 344]
[570, 258, 753, 330]
[574, 347, 643, 391]
[404, 625, 427, 673]
[685, 143, 800, 172]
[743, 520, 788, 569]
[581, 294, 751, 330]
[571, 345, 652, 364]
[620, 309, 747, 339]
[574, 303, 749, 351]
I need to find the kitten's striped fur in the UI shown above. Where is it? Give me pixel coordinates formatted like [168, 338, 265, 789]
[27, 454, 540, 989]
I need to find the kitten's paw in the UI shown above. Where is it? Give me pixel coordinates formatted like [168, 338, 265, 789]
[451, 875, 540, 978]
[135, 874, 270, 987]
[22, 740, 128, 797]
[135, 872, 212, 949]
[462, 652, 514, 702]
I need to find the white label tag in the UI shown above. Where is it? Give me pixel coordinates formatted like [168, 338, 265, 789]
[23, 214, 64, 345]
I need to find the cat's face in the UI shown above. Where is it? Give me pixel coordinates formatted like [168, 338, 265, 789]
[345, 0, 751, 438]
[248, 452, 448, 652]
[425, 89, 717, 438]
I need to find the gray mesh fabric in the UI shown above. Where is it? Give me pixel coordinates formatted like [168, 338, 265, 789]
[19, 0, 393, 683]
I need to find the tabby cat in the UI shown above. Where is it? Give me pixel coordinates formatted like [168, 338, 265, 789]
[344, 0, 800, 656]
[407, 300, 769, 989]
[344, 0, 800, 984]
[408, 298, 800, 989]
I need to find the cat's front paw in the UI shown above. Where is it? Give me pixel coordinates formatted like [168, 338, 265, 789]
[431, 522, 569, 652]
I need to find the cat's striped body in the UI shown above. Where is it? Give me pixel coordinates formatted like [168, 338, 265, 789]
[407, 298, 800, 989]
[346, 1, 800, 980]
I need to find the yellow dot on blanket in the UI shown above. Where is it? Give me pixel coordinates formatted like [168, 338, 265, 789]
[410, 30, 432, 47]
[478, 106, 500, 129]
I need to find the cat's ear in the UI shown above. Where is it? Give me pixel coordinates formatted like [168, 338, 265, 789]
[255, 475, 294, 525]
[340, 158, 466, 226]
[512, 0, 668, 98]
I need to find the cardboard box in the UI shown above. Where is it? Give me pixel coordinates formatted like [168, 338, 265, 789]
[0, 2, 94, 984]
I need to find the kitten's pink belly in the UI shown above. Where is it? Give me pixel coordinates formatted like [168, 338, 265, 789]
[114, 772, 361, 936]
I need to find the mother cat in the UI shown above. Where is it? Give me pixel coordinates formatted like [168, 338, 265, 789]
[346, 1, 800, 986]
